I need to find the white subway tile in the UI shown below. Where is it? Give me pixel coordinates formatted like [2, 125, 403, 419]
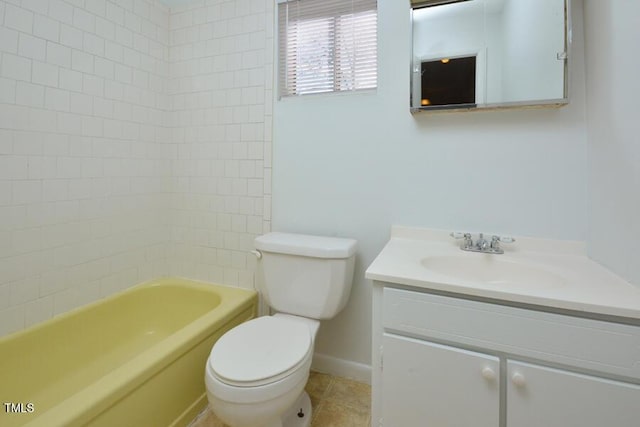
[82, 74, 104, 97]
[95, 16, 115, 40]
[22, 0, 48, 15]
[44, 87, 70, 111]
[0, 155, 29, 179]
[28, 108, 58, 132]
[85, 0, 106, 17]
[42, 179, 69, 201]
[72, 7, 96, 32]
[56, 157, 82, 179]
[115, 25, 133, 47]
[18, 33, 46, 61]
[11, 228, 42, 255]
[114, 62, 132, 83]
[0, 104, 30, 130]
[104, 80, 124, 100]
[93, 97, 114, 118]
[46, 42, 72, 68]
[104, 40, 123, 62]
[33, 14, 60, 42]
[0, 27, 19, 54]
[58, 68, 83, 92]
[12, 180, 42, 204]
[41, 133, 69, 156]
[59, 24, 83, 50]
[31, 61, 59, 87]
[71, 49, 94, 73]
[48, 0, 74, 25]
[13, 131, 44, 155]
[0, 130, 13, 155]
[28, 156, 57, 179]
[15, 81, 45, 107]
[57, 111, 83, 134]
[105, 2, 124, 26]
[0, 181, 11, 206]
[0, 77, 17, 103]
[82, 116, 103, 137]
[68, 135, 92, 157]
[1, 53, 31, 82]
[124, 10, 141, 32]
[83, 33, 105, 57]
[5, 4, 33, 33]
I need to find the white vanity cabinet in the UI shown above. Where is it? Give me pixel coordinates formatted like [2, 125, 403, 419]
[506, 361, 640, 427]
[372, 285, 640, 427]
[382, 334, 500, 426]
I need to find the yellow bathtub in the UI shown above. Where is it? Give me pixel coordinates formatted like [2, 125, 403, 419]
[0, 278, 257, 427]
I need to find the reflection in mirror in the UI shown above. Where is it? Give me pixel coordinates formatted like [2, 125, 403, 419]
[421, 56, 476, 108]
[411, 0, 569, 112]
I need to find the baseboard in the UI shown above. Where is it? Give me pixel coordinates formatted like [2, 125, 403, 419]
[311, 353, 372, 385]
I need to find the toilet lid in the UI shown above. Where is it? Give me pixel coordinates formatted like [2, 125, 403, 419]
[210, 316, 312, 384]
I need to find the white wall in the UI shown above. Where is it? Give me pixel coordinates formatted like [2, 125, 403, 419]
[165, 0, 273, 288]
[273, 0, 588, 367]
[0, 0, 171, 336]
[584, 1, 640, 286]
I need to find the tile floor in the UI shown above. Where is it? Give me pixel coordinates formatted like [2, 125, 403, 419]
[189, 372, 371, 427]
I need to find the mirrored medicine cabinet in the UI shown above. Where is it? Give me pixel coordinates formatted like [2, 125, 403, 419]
[410, 0, 570, 113]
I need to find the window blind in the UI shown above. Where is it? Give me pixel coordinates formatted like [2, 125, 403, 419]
[278, 0, 378, 97]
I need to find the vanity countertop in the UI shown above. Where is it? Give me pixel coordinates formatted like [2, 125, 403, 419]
[365, 226, 640, 320]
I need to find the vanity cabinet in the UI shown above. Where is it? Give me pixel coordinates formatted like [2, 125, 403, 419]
[382, 334, 499, 426]
[372, 285, 640, 427]
[506, 361, 640, 427]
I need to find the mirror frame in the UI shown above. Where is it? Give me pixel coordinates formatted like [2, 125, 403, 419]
[410, 0, 571, 113]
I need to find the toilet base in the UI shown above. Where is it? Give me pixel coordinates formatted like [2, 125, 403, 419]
[282, 391, 312, 427]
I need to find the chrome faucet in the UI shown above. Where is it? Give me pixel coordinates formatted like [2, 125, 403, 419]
[476, 233, 489, 251]
[450, 232, 515, 254]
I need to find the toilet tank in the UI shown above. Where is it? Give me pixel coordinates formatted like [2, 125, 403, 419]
[254, 232, 357, 320]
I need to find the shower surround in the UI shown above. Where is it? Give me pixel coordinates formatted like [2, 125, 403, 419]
[0, 0, 273, 336]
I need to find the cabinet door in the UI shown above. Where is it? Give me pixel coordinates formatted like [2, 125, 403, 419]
[507, 360, 640, 427]
[382, 334, 500, 427]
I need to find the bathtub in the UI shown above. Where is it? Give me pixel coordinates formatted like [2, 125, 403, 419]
[0, 278, 257, 427]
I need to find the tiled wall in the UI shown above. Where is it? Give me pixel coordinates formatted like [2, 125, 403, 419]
[165, 0, 273, 289]
[0, 0, 274, 337]
[0, 0, 171, 335]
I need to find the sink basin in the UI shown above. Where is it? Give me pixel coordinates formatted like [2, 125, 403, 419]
[420, 255, 566, 289]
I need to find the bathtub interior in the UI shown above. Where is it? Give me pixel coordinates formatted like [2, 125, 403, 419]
[0, 279, 256, 427]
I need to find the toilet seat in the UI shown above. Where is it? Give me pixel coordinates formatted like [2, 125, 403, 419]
[209, 316, 312, 387]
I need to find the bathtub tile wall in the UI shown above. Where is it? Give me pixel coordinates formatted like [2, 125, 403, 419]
[0, 0, 171, 336]
[165, 0, 273, 289]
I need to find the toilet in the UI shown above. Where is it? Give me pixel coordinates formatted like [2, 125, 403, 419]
[205, 232, 357, 427]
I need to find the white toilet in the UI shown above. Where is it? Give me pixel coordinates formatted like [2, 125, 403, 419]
[205, 232, 357, 427]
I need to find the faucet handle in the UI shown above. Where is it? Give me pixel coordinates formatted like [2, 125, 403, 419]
[451, 231, 473, 249]
[493, 235, 515, 244]
[450, 231, 470, 239]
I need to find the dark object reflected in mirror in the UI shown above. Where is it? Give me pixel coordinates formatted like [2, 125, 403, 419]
[420, 56, 476, 109]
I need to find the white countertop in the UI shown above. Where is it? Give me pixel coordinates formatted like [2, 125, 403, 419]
[365, 226, 640, 320]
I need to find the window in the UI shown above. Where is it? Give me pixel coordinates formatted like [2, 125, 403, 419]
[278, 0, 378, 97]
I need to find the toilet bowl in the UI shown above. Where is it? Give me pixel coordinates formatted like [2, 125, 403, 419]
[205, 315, 319, 427]
[205, 232, 357, 427]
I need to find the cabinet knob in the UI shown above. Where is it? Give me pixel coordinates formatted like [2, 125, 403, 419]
[481, 367, 496, 381]
[511, 372, 526, 387]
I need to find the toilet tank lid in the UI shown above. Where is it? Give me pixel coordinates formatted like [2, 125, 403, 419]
[255, 232, 357, 259]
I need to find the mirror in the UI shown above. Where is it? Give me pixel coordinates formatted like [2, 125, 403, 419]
[411, 0, 569, 112]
